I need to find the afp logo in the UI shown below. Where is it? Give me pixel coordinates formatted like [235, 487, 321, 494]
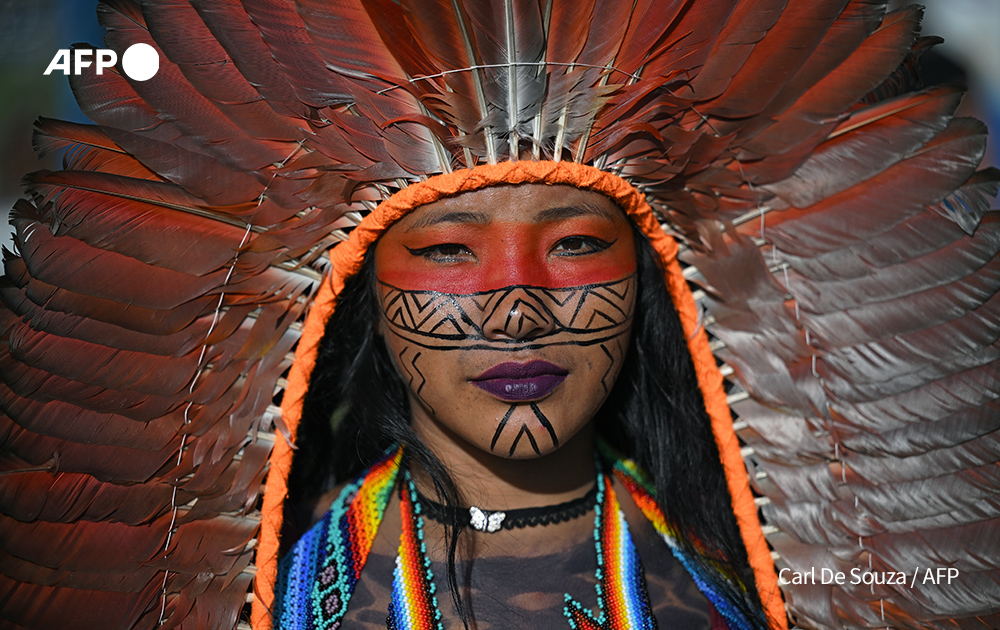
[44, 43, 159, 81]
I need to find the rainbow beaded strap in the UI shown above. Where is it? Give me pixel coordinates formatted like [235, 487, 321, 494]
[563, 472, 656, 630]
[387, 474, 443, 630]
[612, 458, 751, 630]
[273, 448, 402, 629]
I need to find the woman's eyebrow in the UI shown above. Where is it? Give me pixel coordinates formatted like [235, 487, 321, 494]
[534, 203, 617, 223]
[405, 211, 490, 231]
[404, 203, 615, 231]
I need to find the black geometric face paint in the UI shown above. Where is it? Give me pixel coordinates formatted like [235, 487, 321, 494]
[378, 275, 635, 458]
[490, 403, 559, 456]
[396, 347, 435, 414]
[598, 338, 626, 394]
[378, 276, 635, 350]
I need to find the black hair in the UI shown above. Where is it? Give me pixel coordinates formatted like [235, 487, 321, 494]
[285, 226, 770, 629]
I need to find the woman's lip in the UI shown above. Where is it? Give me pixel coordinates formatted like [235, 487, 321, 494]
[472, 361, 568, 402]
[472, 374, 567, 402]
[474, 360, 568, 380]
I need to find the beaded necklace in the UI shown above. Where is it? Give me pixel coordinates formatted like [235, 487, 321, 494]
[387, 468, 656, 630]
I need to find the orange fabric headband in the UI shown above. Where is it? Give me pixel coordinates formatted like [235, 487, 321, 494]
[251, 160, 786, 629]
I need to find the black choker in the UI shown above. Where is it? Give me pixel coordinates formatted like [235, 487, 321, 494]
[415, 483, 599, 533]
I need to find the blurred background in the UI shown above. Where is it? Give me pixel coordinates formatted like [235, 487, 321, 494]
[1, 0, 105, 251]
[1, 0, 998, 252]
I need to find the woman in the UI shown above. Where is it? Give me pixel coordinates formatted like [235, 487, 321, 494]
[273, 180, 770, 628]
[3, 1, 997, 629]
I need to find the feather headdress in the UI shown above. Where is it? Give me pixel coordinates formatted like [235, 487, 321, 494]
[2, 0, 999, 629]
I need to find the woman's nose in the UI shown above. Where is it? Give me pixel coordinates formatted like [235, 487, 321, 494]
[480, 288, 558, 340]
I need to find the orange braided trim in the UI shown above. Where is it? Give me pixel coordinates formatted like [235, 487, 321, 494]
[252, 160, 785, 630]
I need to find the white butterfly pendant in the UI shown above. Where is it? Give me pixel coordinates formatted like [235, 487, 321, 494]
[469, 507, 506, 533]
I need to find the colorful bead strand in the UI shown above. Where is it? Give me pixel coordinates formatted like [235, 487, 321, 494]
[564, 473, 656, 630]
[388, 474, 443, 630]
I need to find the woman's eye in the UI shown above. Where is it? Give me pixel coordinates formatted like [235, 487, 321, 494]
[406, 243, 475, 263]
[552, 236, 613, 256]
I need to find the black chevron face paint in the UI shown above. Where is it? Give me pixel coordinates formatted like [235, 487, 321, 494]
[377, 276, 635, 350]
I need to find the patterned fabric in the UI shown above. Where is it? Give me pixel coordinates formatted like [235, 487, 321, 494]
[274, 450, 749, 629]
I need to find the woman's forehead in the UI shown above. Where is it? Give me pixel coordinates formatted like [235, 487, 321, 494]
[388, 183, 628, 231]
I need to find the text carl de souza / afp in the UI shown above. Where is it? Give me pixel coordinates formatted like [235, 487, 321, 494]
[779, 567, 960, 587]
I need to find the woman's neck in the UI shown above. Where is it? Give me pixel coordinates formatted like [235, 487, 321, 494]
[411, 420, 598, 511]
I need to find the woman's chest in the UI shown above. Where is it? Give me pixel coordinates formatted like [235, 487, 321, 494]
[340, 524, 713, 630]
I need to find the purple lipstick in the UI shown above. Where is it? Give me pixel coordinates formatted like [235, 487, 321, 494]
[472, 361, 568, 402]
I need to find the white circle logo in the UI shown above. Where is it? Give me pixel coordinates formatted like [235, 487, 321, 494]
[121, 43, 159, 81]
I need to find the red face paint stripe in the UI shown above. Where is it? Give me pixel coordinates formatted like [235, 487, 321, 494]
[378, 258, 636, 293]
[375, 192, 637, 292]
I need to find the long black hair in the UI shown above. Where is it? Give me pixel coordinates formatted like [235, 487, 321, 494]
[285, 225, 770, 629]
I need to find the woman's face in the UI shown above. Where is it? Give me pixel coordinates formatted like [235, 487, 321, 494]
[374, 184, 636, 459]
